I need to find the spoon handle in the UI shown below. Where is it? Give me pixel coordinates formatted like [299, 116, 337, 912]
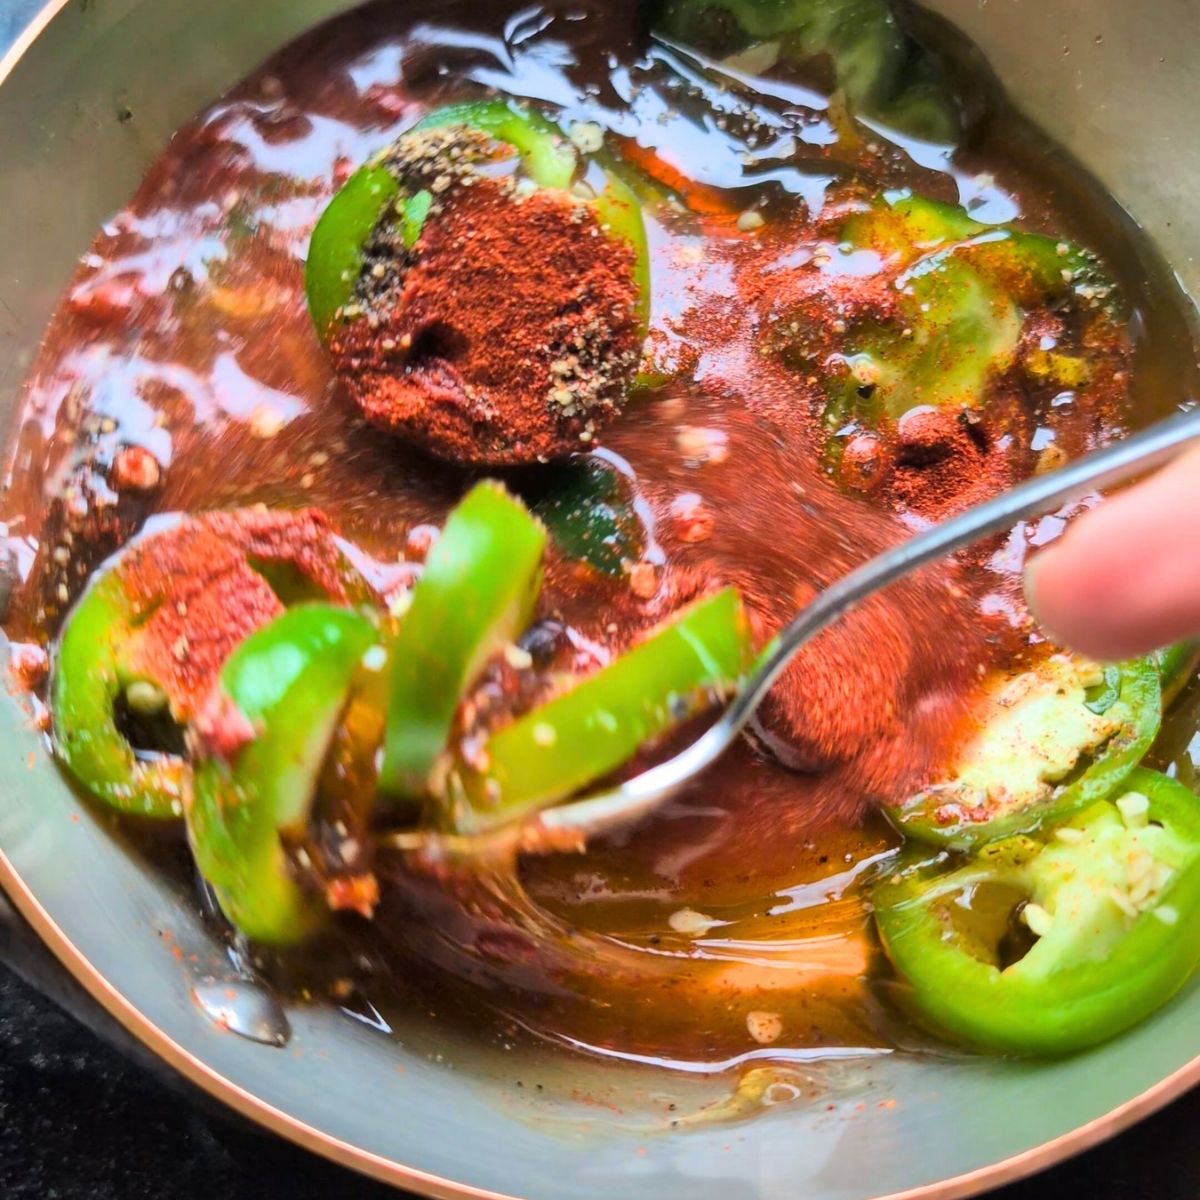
[532, 407, 1200, 846]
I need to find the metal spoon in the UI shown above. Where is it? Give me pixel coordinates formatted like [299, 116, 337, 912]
[391, 406, 1200, 863]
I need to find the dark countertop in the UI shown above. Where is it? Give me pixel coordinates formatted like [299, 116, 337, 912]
[1, 956, 1199, 1200]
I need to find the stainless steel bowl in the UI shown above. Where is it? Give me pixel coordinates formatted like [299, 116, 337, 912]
[1, 2, 1198, 1197]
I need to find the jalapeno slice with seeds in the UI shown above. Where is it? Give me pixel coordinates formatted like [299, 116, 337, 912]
[814, 190, 1115, 434]
[50, 509, 364, 820]
[52, 568, 188, 820]
[886, 654, 1161, 849]
[874, 769, 1200, 1055]
[305, 99, 650, 340]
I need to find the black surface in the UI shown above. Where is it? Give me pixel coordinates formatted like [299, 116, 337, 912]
[0, 961, 1198, 1199]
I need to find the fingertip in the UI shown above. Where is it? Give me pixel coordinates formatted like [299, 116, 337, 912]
[1022, 545, 1081, 654]
[1021, 551, 1046, 629]
[1023, 486, 1200, 660]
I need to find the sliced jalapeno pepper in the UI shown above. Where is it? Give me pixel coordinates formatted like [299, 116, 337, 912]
[379, 482, 546, 798]
[887, 654, 1161, 849]
[825, 251, 1021, 427]
[806, 190, 1116, 433]
[441, 587, 754, 834]
[874, 769, 1200, 1055]
[188, 604, 378, 945]
[51, 509, 362, 820]
[305, 99, 649, 340]
[841, 190, 1107, 305]
[1158, 641, 1200, 707]
[53, 568, 188, 820]
[657, 0, 960, 142]
[525, 455, 647, 577]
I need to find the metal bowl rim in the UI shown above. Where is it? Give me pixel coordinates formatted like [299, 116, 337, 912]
[2, 1, 1199, 1196]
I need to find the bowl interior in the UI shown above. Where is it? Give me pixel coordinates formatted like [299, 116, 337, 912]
[1, 2, 1199, 1198]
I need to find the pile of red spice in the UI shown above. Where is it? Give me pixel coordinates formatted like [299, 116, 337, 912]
[330, 135, 641, 465]
[843, 405, 1018, 520]
[118, 507, 353, 721]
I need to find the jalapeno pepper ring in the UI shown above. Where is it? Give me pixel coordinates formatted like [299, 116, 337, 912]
[815, 191, 1115, 433]
[188, 604, 379, 945]
[887, 654, 1161, 849]
[307, 101, 575, 340]
[305, 100, 651, 465]
[874, 769, 1200, 1055]
[52, 568, 189, 819]
[50, 509, 364, 820]
[306, 99, 649, 338]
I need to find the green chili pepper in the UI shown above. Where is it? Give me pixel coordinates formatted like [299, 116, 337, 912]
[188, 605, 378, 945]
[305, 165, 401, 340]
[441, 587, 754, 834]
[801, 190, 1116, 436]
[52, 569, 187, 820]
[51, 512, 366, 821]
[526, 456, 646, 577]
[874, 769, 1200, 1055]
[825, 251, 1021, 428]
[657, 0, 960, 142]
[305, 99, 650, 339]
[1158, 641, 1200, 707]
[379, 482, 547, 798]
[887, 654, 1162, 849]
[841, 190, 1106, 305]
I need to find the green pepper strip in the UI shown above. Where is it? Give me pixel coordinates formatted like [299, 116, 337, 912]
[1158, 641, 1200, 708]
[305, 165, 401, 340]
[52, 571, 185, 820]
[188, 605, 377, 945]
[305, 99, 650, 338]
[442, 587, 753, 835]
[378, 482, 547, 798]
[875, 769, 1200, 1055]
[889, 655, 1161, 849]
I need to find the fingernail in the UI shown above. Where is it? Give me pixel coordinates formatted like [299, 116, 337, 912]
[1023, 553, 1051, 634]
